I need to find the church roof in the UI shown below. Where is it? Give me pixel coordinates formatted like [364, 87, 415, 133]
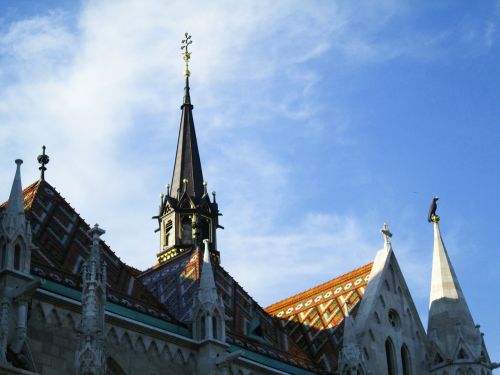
[1, 179, 179, 324]
[265, 263, 373, 368]
[140, 247, 320, 372]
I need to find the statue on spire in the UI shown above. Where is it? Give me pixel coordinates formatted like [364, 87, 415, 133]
[181, 33, 192, 78]
[427, 196, 440, 223]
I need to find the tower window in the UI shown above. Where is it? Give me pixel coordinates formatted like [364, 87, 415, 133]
[164, 220, 172, 247]
[14, 244, 22, 270]
[182, 217, 192, 244]
[0, 239, 6, 269]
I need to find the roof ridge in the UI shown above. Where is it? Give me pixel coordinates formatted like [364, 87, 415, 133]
[265, 262, 373, 312]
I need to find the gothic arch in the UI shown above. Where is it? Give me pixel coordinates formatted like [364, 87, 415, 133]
[107, 327, 120, 346]
[173, 348, 186, 365]
[148, 340, 160, 357]
[134, 336, 147, 353]
[161, 343, 173, 361]
[385, 337, 397, 375]
[13, 236, 26, 271]
[401, 344, 412, 375]
[0, 236, 6, 268]
[107, 357, 126, 375]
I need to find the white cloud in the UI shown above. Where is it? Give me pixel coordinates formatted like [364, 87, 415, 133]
[0, 0, 449, 309]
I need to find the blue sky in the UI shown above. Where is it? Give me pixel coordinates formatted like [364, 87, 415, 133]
[1, 0, 499, 366]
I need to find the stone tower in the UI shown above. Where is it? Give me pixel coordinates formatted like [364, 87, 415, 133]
[427, 217, 494, 374]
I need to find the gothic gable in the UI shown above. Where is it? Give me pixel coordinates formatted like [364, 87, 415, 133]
[340, 242, 429, 375]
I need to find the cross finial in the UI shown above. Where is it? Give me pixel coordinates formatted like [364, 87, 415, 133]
[181, 33, 193, 78]
[380, 223, 392, 245]
[37, 145, 50, 181]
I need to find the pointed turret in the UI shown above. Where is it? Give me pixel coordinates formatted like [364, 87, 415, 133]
[198, 239, 218, 305]
[192, 239, 225, 342]
[3, 160, 27, 231]
[427, 207, 493, 373]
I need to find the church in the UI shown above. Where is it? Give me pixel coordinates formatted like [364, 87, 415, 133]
[0, 35, 497, 375]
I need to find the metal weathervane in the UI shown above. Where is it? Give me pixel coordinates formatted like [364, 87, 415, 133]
[181, 33, 192, 78]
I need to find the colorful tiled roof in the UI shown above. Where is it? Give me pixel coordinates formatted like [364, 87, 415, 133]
[265, 263, 373, 371]
[140, 247, 320, 372]
[1, 179, 179, 324]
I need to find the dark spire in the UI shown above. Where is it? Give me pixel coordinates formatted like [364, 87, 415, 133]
[170, 34, 204, 199]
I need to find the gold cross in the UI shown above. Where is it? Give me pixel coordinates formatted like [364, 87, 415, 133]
[181, 33, 192, 77]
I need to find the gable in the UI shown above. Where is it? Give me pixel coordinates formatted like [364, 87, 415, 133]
[344, 244, 429, 374]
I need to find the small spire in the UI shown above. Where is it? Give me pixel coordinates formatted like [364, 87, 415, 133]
[89, 223, 105, 243]
[198, 239, 218, 304]
[380, 223, 392, 248]
[212, 191, 217, 203]
[203, 181, 208, 196]
[37, 145, 50, 181]
[4, 159, 26, 227]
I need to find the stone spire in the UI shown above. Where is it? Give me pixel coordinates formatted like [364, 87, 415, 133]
[198, 239, 218, 305]
[2, 160, 27, 233]
[428, 220, 471, 316]
[76, 224, 107, 375]
[192, 240, 225, 342]
[170, 33, 204, 200]
[428, 216, 493, 373]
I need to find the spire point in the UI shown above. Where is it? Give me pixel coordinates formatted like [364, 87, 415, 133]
[181, 33, 192, 79]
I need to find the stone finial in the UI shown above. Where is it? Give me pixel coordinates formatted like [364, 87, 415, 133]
[89, 224, 105, 242]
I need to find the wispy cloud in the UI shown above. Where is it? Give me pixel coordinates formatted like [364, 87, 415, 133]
[0, 0, 470, 310]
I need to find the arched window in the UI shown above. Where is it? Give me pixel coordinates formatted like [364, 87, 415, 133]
[401, 344, 412, 375]
[164, 220, 172, 247]
[14, 244, 22, 270]
[0, 238, 6, 269]
[467, 369, 476, 375]
[457, 370, 465, 375]
[212, 315, 218, 339]
[385, 338, 396, 375]
[200, 315, 206, 340]
[182, 217, 192, 244]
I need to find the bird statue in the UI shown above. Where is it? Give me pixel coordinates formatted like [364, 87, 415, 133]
[427, 196, 439, 223]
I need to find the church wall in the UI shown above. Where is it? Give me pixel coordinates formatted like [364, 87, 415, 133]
[26, 293, 195, 374]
